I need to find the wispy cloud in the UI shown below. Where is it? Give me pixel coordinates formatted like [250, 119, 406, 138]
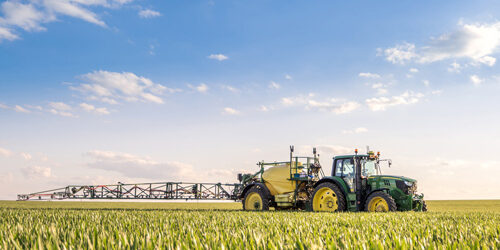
[80, 103, 110, 115]
[85, 150, 195, 180]
[21, 165, 51, 178]
[0, 147, 12, 157]
[0, 0, 134, 42]
[282, 94, 360, 114]
[138, 9, 161, 18]
[470, 74, 483, 86]
[0, 103, 31, 113]
[13, 105, 30, 113]
[366, 91, 424, 111]
[71, 70, 176, 104]
[188, 83, 208, 93]
[48, 101, 76, 117]
[268, 81, 280, 90]
[380, 21, 500, 66]
[207, 54, 228, 61]
[222, 107, 240, 115]
[342, 127, 368, 134]
[359, 72, 381, 79]
[221, 85, 239, 93]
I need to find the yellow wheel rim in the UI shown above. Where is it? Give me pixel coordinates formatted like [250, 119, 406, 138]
[312, 187, 339, 212]
[244, 192, 263, 210]
[368, 197, 389, 212]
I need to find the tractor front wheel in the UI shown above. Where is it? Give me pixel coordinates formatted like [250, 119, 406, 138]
[243, 186, 269, 211]
[365, 191, 397, 212]
[311, 182, 346, 212]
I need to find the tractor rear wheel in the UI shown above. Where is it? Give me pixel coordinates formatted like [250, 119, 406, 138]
[365, 191, 397, 212]
[311, 182, 346, 212]
[243, 186, 269, 211]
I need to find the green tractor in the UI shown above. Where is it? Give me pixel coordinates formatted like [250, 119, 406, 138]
[238, 146, 426, 212]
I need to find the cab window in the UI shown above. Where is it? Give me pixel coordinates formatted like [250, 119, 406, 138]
[342, 159, 354, 178]
[333, 159, 343, 176]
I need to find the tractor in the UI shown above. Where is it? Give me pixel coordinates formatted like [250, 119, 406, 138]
[238, 146, 426, 212]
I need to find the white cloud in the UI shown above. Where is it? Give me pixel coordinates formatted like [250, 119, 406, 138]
[188, 83, 208, 93]
[0, 104, 31, 113]
[0, 1, 47, 32]
[20, 152, 32, 160]
[0, 0, 134, 42]
[447, 62, 461, 73]
[49, 102, 71, 111]
[72, 70, 174, 104]
[138, 9, 161, 18]
[366, 91, 424, 111]
[379, 42, 417, 64]
[332, 102, 361, 114]
[222, 85, 239, 93]
[409, 68, 419, 73]
[0, 147, 12, 157]
[342, 127, 368, 134]
[207, 54, 228, 61]
[0, 26, 18, 41]
[381, 21, 500, 66]
[79, 103, 110, 115]
[48, 102, 76, 117]
[470, 75, 483, 86]
[85, 150, 239, 183]
[259, 105, 269, 112]
[21, 166, 51, 178]
[42, 0, 107, 27]
[49, 109, 76, 117]
[282, 95, 360, 114]
[371, 83, 388, 95]
[358, 72, 381, 79]
[85, 150, 195, 180]
[423, 80, 430, 86]
[13, 105, 30, 113]
[284, 74, 293, 80]
[222, 107, 240, 115]
[268, 81, 280, 90]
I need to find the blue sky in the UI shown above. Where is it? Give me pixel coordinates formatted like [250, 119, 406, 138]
[1, 0, 499, 200]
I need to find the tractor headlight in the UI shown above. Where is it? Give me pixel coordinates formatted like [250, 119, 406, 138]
[404, 181, 413, 186]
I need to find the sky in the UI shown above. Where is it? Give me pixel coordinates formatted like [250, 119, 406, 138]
[0, 0, 499, 200]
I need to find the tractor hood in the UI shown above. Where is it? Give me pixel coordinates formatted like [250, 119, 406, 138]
[368, 175, 416, 183]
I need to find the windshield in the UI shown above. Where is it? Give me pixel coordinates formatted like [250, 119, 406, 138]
[361, 159, 377, 177]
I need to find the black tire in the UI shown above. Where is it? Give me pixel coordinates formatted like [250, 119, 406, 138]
[364, 191, 397, 212]
[242, 186, 269, 211]
[310, 182, 346, 212]
[422, 201, 428, 212]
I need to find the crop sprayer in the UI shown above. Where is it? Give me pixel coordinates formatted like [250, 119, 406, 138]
[18, 146, 426, 212]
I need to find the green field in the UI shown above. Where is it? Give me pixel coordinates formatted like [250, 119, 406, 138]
[0, 200, 499, 249]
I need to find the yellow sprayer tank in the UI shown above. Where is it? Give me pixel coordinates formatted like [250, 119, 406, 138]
[262, 162, 302, 195]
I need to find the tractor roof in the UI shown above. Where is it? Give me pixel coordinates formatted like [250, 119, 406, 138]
[333, 154, 369, 159]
